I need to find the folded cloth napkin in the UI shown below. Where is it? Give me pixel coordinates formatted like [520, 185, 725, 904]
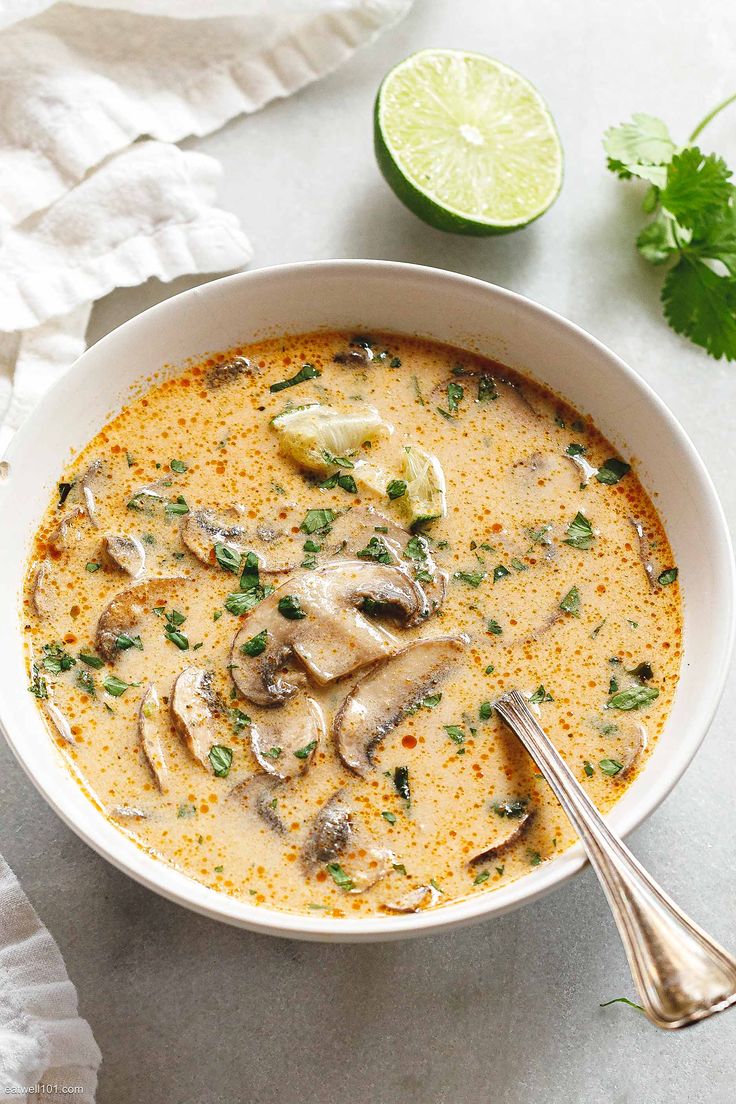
[0, 0, 411, 1097]
[0, 0, 412, 434]
[0, 856, 101, 1099]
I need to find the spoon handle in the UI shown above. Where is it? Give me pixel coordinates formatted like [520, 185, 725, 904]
[494, 689, 736, 1030]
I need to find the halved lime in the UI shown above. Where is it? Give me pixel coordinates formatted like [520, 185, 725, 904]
[375, 49, 563, 235]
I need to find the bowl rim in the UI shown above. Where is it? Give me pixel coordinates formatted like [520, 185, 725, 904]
[2, 258, 734, 941]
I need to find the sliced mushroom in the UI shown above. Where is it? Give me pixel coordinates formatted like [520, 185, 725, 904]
[469, 810, 535, 865]
[206, 355, 257, 389]
[302, 791, 353, 865]
[432, 374, 538, 420]
[333, 341, 373, 366]
[170, 667, 220, 770]
[229, 774, 286, 835]
[335, 636, 466, 776]
[566, 451, 598, 487]
[230, 562, 425, 706]
[47, 505, 86, 553]
[31, 561, 54, 618]
[181, 506, 247, 564]
[80, 459, 103, 527]
[43, 699, 76, 746]
[618, 721, 648, 778]
[95, 576, 184, 661]
[249, 696, 324, 780]
[629, 516, 657, 592]
[384, 884, 441, 913]
[327, 506, 447, 616]
[181, 507, 300, 573]
[111, 805, 149, 821]
[302, 791, 394, 893]
[138, 684, 169, 791]
[104, 534, 146, 578]
[130, 477, 171, 502]
[517, 607, 564, 646]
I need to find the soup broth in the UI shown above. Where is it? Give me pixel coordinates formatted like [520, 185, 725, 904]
[23, 332, 681, 917]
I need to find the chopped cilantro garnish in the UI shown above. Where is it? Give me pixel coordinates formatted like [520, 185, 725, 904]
[453, 569, 485, 588]
[357, 536, 392, 564]
[559, 586, 581, 616]
[278, 595, 306, 620]
[103, 674, 139, 697]
[607, 685, 659, 710]
[564, 511, 595, 550]
[387, 479, 407, 500]
[209, 745, 233, 777]
[326, 863, 353, 891]
[241, 629, 268, 657]
[301, 508, 335, 535]
[214, 543, 242, 573]
[596, 458, 631, 485]
[393, 765, 411, 805]
[293, 740, 317, 760]
[269, 362, 321, 393]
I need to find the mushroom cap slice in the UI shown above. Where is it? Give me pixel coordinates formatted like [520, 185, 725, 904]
[230, 562, 424, 706]
[629, 516, 658, 592]
[47, 505, 86, 553]
[469, 810, 535, 866]
[229, 774, 286, 835]
[384, 884, 441, 913]
[80, 459, 103, 527]
[43, 699, 76, 746]
[181, 507, 300, 573]
[180, 507, 247, 564]
[95, 576, 184, 661]
[31, 561, 54, 618]
[138, 684, 169, 792]
[335, 635, 467, 777]
[618, 721, 648, 778]
[111, 805, 149, 821]
[249, 696, 324, 780]
[327, 506, 446, 618]
[302, 791, 354, 866]
[105, 534, 146, 578]
[170, 667, 220, 771]
[206, 355, 256, 389]
[302, 790, 394, 893]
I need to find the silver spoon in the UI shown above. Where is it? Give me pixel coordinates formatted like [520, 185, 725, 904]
[494, 689, 736, 1030]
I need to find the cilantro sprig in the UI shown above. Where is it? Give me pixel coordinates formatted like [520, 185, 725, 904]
[604, 95, 736, 359]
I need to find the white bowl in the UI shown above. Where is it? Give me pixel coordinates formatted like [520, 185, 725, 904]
[0, 260, 732, 942]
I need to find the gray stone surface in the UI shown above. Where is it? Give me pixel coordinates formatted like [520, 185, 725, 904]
[2, 1, 735, 1100]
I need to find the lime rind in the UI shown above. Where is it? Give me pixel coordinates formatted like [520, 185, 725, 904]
[375, 48, 563, 235]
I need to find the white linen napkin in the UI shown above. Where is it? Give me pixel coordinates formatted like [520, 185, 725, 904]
[0, 857, 101, 1098]
[0, 0, 412, 432]
[0, 1, 411, 1097]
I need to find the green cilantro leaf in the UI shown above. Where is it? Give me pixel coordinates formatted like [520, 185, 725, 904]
[660, 148, 732, 233]
[209, 745, 233, 777]
[563, 511, 595, 550]
[662, 256, 736, 361]
[603, 113, 675, 181]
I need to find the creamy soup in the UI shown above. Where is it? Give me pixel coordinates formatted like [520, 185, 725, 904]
[23, 332, 681, 917]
